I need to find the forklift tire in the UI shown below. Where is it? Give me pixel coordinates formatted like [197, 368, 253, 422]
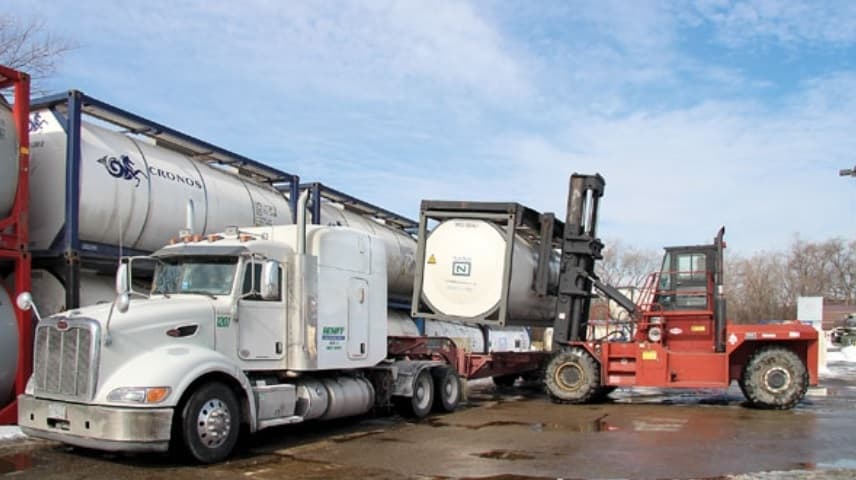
[433, 367, 461, 413]
[395, 370, 434, 418]
[741, 346, 808, 410]
[177, 382, 241, 464]
[545, 348, 601, 404]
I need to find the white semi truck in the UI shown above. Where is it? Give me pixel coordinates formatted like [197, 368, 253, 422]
[15, 191, 546, 463]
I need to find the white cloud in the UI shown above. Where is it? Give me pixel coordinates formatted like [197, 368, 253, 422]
[695, 0, 856, 47]
[485, 73, 856, 253]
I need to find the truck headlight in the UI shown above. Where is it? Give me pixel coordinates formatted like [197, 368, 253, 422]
[107, 387, 171, 404]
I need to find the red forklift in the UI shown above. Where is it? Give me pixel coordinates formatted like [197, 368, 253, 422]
[547, 174, 818, 409]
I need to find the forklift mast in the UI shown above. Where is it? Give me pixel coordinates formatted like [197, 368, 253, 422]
[553, 174, 609, 347]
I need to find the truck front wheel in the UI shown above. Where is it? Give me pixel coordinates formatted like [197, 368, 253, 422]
[178, 382, 241, 463]
[741, 346, 808, 410]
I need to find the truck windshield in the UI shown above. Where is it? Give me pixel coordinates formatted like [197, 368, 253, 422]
[152, 256, 238, 296]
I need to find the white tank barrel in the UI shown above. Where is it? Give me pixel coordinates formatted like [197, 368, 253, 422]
[28, 110, 294, 253]
[0, 285, 17, 406]
[420, 218, 558, 326]
[30, 269, 117, 317]
[423, 319, 531, 353]
[387, 309, 420, 336]
[0, 101, 18, 218]
[319, 203, 415, 303]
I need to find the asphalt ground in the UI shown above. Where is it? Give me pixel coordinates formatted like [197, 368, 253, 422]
[2, 359, 855, 480]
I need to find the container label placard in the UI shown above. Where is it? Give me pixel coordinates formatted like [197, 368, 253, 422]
[452, 261, 471, 277]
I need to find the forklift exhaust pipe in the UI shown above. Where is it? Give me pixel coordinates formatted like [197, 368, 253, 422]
[714, 227, 726, 353]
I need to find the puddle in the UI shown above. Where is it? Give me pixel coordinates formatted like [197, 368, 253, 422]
[474, 450, 535, 461]
[0, 452, 34, 474]
[819, 458, 856, 469]
[458, 476, 557, 480]
[425, 419, 530, 430]
[530, 414, 618, 433]
[330, 430, 383, 443]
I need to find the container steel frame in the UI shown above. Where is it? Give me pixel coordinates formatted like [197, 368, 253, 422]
[29, 90, 301, 311]
[0, 65, 31, 425]
[411, 200, 564, 327]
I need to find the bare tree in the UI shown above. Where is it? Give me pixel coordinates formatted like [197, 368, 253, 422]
[0, 15, 74, 92]
[597, 239, 661, 290]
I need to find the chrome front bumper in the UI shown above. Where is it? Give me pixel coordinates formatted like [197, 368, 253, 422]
[17, 395, 173, 452]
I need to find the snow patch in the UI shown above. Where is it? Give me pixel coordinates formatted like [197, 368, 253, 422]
[0, 425, 25, 442]
[827, 346, 856, 363]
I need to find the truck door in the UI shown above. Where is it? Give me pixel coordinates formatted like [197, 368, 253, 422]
[237, 261, 286, 360]
[347, 278, 369, 359]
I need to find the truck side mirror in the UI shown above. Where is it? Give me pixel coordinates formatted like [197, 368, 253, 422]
[116, 263, 130, 295]
[260, 260, 279, 300]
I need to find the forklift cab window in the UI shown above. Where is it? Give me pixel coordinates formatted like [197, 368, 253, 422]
[242, 261, 282, 301]
[676, 253, 706, 282]
[659, 252, 672, 290]
[656, 251, 709, 310]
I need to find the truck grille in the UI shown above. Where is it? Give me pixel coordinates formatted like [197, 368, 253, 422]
[33, 317, 100, 401]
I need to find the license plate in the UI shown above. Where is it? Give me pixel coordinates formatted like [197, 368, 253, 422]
[47, 403, 67, 420]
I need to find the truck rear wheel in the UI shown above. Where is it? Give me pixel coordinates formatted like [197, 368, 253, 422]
[545, 348, 601, 404]
[433, 367, 461, 413]
[178, 382, 240, 463]
[741, 346, 808, 410]
[395, 370, 434, 418]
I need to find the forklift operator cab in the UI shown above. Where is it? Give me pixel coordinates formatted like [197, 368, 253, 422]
[655, 244, 717, 311]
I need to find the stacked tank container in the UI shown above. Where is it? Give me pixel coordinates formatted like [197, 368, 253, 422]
[0, 65, 30, 424]
[25, 90, 302, 318]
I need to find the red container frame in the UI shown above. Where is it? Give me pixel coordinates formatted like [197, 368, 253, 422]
[0, 64, 31, 425]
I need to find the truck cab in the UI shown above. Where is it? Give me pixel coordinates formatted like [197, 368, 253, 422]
[16, 220, 409, 463]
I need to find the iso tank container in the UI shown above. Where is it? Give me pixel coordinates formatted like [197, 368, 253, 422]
[0, 100, 17, 219]
[28, 110, 293, 253]
[419, 218, 558, 327]
[0, 100, 20, 406]
[0, 285, 16, 406]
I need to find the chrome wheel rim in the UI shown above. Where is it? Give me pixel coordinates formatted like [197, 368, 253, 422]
[414, 376, 431, 410]
[196, 398, 232, 449]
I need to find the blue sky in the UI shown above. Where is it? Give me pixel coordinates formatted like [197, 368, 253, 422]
[7, 0, 856, 254]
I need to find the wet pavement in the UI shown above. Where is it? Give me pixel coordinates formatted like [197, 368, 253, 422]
[2, 360, 856, 480]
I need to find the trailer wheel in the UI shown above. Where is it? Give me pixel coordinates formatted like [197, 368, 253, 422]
[178, 382, 240, 464]
[433, 367, 461, 413]
[741, 346, 808, 410]
[545, 348, 600, 404]
[396, 370, 434, 418]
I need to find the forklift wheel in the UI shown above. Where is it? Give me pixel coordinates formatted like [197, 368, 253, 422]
[741, 346, 808, 410]
[545, 348, 601, 404]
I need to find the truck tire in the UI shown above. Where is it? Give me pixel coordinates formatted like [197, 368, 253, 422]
[741, 346, 808, 410]
[178, 382, 241, 464]
[433, 367, 461, 413]
[395, 370, 434, 418]
[545, 348, 601, 404]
